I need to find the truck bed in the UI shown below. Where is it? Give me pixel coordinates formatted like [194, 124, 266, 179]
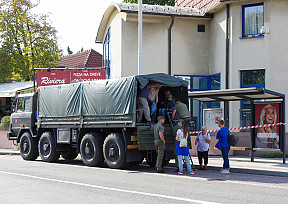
[137, 124, 175, 151]
[38, 114, 136, 128]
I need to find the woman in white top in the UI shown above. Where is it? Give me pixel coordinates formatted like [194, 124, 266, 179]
[195, 126, 211, 170]
[175, 121, 194, 175]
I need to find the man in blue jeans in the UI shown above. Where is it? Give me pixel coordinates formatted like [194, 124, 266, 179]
[216, 118, 230, 174]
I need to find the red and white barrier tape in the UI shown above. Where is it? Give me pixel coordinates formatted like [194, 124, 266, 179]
[190, 122, 286, 134]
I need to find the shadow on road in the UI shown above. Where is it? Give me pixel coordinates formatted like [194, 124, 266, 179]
[48, 157, 288, 186]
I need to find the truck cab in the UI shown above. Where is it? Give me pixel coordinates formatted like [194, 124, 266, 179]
[8, 92, 37, 141]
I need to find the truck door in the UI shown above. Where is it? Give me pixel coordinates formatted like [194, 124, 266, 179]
[11, 96, 34, 137]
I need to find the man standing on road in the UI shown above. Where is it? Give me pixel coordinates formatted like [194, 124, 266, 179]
[153, 116, 166, 173]
[216, 118, 230, 174]
[170, 99, 191, 123]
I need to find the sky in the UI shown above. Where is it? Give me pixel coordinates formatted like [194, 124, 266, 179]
[34, 0, 123, 55]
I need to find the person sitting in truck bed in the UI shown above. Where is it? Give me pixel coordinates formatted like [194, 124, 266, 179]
[158, 94, 175, 120]
[170, 99, 191, 123]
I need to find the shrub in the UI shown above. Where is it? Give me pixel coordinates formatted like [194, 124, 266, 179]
[0, 116, 10, 129]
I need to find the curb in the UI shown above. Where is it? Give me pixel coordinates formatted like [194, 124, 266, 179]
[203, 165, 288, 177]
[167, 163, 288, 177]
[0, 151, 20, 156]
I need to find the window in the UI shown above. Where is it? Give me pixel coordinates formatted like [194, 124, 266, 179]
[240, 69, 265, 88]
[198, 25, 205, 32]
[24, 98, 31, 112]
[103, 27, 111, 79]
[240, 69, 265, 131]
[242, 3, 264, 37]
[17, 98, 24, 112]
[175, 73, 221, 130]
[175, 73, 220, 92]
[16, 97, 31, 112]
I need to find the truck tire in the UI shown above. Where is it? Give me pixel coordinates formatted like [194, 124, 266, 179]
[103, 133, 126, 169]
[19, 132, 39, 161]
[80, 133, 104, 167]
[38, 132, 60, 162]
[61, 148, 78, 160]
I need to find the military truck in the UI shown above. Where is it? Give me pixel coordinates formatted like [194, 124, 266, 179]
[7, 73, 188, 169]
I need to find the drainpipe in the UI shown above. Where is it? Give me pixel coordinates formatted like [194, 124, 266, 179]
[224, 4, 230, 127]
[168, 16, 175, 75]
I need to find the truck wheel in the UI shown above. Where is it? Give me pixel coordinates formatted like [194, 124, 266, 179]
[38, 132, 60, 162]
[103, 133, 126, 169]
[61, 148, 78, 160]
[19, 132, 38, 161]
[80, 133, 104, 167]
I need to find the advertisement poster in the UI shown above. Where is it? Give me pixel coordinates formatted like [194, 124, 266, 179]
[255, 103, 280, 149]
[36, 70, 105, 87]
[203, 108, 223, 131]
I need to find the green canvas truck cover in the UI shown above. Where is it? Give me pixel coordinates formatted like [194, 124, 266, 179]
[38, 73, 188, 117]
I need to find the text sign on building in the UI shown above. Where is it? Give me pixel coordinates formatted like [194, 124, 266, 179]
[70, 70, 105, 83]
[36, 70, 105, 87]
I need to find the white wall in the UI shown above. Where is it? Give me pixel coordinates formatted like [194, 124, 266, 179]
[109, 14, 211, 79]
[210, 0, 288, 131]
[121, 15, 169, 77]
[209, 6, 226, 89]
[109, 17, 123, 79]
[172, 18, 210, 76]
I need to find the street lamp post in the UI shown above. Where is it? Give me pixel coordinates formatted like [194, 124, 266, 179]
[138, 0, 143, 75]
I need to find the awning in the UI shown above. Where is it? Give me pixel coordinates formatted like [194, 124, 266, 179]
[188, 88, 285, 102]
[0, 81, 34, 97]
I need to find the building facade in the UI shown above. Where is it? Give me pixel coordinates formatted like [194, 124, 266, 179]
[96, 1, 288, 135]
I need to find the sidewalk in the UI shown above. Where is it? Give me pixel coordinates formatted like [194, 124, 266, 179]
[186, 155, 288, 177]
[0, 148, 20, 156]
[1, 148, 287, 177]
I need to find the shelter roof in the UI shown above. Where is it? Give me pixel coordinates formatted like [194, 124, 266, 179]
[57, 49, 102, 68]
[96, 3, 209, 43]
[0, 81, 34, 97]
[188, 88, 285, 102]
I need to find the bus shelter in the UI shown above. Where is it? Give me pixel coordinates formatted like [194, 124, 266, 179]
[188, 87, 286, 164]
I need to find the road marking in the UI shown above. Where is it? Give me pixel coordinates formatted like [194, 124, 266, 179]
[0, 170, 219, 204]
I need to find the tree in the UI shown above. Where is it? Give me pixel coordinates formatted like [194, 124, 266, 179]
[0, 0, 62, 82]
[67, 46, 73, 55]
[123, 0, 175, 6]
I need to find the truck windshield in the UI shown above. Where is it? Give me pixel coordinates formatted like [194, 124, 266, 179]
[17, 97, 31, 112]
[17, 98, 24, 111]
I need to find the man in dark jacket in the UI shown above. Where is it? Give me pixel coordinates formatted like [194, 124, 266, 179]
[216, 118, 230, 174]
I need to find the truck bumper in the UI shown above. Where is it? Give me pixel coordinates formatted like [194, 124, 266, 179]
[7, 132, 17, 140]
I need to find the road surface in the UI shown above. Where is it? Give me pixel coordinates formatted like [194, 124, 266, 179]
[0, 155, 287, 203]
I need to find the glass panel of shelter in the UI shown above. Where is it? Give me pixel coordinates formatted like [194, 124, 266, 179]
[240, 69, 265, 131]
